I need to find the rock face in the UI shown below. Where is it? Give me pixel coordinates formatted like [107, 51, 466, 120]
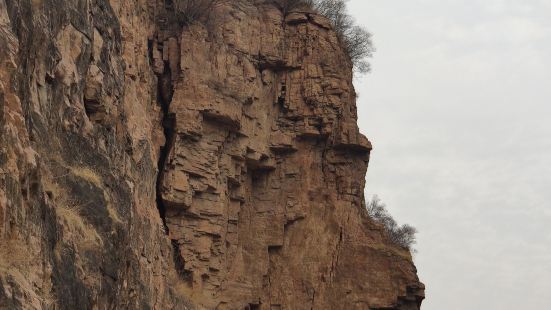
[0, 0, 423, 309]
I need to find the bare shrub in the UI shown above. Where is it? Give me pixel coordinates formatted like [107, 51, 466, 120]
[275, 0, 314, 15]
[175, 0, 373, 72]
[341, 26, 373, 73]
[366, 195, 417, 250]
[312, 0, 374, 73]
[274, 0, 374, 73]
[173, 0, 222, 24]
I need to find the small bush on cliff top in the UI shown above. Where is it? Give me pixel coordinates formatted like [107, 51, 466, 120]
[277, 0, 374, 73]
[277, 0, 315, 13]
[173, 0, 222, 24]
[175, 0, 373, 72]
[366, 195, 417, 250]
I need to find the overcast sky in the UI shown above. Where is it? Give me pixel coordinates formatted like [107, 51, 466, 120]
[348, 0, 551, 309]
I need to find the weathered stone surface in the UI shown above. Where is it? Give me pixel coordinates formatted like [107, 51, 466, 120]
[0, 0, 188, 308]
[154, 2, 423, 310]
[1, 0, 423, 309]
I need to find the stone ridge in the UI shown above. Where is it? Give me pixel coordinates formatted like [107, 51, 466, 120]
[0, 0, 423, 309]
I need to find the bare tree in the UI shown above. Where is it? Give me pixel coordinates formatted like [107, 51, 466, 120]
[312, 0, 374, 73]
[366, 195, 417, 250]
[314, 0, 352, 32]
[341, 26, 373, 73]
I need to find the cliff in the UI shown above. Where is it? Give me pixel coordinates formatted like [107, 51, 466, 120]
[0, 0, 423, 309]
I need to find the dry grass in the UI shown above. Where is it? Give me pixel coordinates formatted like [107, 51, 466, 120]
[68, 166, 122, 224]
[104, 194, 122, 224]
[107, 205, 122, 224]
[43, 170, 103, 250]
[68, 166, 102, 187]
[43, 170, 65, 200]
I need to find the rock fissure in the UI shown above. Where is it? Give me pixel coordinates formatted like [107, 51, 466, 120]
[154, 61, 175, 235]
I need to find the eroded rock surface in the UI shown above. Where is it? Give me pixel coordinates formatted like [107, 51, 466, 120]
[1, 0, 423, 309]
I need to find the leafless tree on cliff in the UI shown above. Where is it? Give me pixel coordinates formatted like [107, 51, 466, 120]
[313, 0, 374, 72]
[275, 0, 374, 73]
[174, 0, 223, 24]
[366, 195, 417, 250]
[341, 25, 373, 73]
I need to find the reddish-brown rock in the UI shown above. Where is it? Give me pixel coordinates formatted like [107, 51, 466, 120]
[0, 0, 423, 309]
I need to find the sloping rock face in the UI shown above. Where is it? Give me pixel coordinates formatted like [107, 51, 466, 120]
[0, 0, 423, 309]
[0, 0, 187, 308]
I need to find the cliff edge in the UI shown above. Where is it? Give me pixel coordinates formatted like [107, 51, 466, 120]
[0, 0, 423, 309]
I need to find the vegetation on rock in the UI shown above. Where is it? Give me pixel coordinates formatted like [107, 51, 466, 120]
[175, 0, 374, 72]
[277, 0, 375, 73]
[173, 0, 222, 24]
[367, 195, 418, 250]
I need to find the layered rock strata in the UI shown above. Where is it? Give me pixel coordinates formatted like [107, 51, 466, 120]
[0, 0, 423, 309]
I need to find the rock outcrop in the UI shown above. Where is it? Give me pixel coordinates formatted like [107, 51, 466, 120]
[0, 0, 423, 309]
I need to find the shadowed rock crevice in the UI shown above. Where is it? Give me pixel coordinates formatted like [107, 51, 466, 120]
[154, 61, 176, 234]
[150, 0, 187, 236]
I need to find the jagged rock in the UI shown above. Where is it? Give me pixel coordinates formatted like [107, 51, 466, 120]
[0, 0, 423, 309]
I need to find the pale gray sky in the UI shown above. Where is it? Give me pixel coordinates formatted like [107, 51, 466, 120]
[348, 0, 551, 309]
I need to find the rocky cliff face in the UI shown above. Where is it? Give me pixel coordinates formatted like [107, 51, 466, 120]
[0, 0, 423, 309]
